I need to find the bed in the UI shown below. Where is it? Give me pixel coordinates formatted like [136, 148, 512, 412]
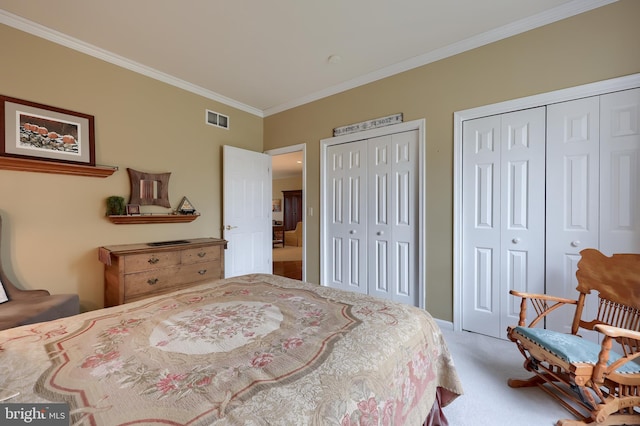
[0, 273, 462, 425]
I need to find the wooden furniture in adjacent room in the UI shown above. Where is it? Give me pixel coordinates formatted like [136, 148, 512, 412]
[99, 238, 226, 307]
[507, 248, 640, 426]
[273, 225, 284, 247]
[282, 190, 303, 231]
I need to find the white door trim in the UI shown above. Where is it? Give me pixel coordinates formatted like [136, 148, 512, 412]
[320, 119, 426, 309]
[265, 143, 307, 282]
[453, 73, 640, 332]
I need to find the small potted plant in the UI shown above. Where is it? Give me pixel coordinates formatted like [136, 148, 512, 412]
[106, 196, 126, 216]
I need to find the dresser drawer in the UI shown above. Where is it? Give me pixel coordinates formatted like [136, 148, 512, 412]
[123, 261, 222, 300]
[124, 266, 182, 299]
[178, 261, 222, 284]
[182, 245, 221, 264]
[124, 251, 181, 273]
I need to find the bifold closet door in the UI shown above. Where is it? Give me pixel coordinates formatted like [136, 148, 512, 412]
[599, 88, 640, 255]
[461, 107, 545, 338]
[546, 88, 640, 337]
[545, 96, 600, 336]
[367, 132, 418, 306]
[325, 131, 419, 305]
[325, 141, 368, 295]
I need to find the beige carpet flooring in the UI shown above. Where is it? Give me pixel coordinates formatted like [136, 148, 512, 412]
[440, 328, 571, 425]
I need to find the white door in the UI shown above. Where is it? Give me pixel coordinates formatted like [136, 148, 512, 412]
[599, 88, 640, 255]
[545, 97, 600, 335]
[325, 140, 368, 294]
[462, 107, 546, 338]
[324, 129, 420, 305]
[222, 145, 272, 277]
[368, 132, 419, 306]
[546, 89, 640, 336]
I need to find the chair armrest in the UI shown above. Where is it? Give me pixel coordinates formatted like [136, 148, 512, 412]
[593, 324, 640, 382]
[6, 288, 51, 300]
[595, 324, 640, 341]
[509, 290, 578, 328]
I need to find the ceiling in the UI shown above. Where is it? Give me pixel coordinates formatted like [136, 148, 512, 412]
[272, 151, 303, 180]
[0, 0, 614, 117]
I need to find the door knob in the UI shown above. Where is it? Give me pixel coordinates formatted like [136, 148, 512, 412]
[512, 238, 520, 244]
[571, 240, 581, 247]
[224, 225, 238, 231]
[349, 230, 356, 234]
[377, 231, 384, 236]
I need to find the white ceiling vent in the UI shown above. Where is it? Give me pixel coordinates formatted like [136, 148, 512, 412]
[206, 109, 229, 129]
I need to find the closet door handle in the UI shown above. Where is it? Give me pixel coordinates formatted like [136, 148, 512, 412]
[377, 231, 384, 236]
[349, 230, 356, 235]
[512, 238, 520, 244]
[571, 240, 581, 247]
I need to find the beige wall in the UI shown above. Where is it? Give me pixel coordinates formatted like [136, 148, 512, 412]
[263, 1, 640, 321]
[0, 25, 263, 311]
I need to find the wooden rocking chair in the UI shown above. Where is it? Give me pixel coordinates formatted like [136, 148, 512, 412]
[507, 248, 640, 426]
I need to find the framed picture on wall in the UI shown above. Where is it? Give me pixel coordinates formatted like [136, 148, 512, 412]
[0, 95, 95, 165]
[126, 204, 140, 215]
[272, 199, 282, 212]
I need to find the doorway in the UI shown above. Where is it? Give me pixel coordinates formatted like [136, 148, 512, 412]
[266, 144, 306, 281]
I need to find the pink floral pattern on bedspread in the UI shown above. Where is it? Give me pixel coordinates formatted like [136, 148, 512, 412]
[0, 274, 462, 425]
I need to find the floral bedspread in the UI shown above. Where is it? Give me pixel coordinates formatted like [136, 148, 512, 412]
[0, 274, 462, 425]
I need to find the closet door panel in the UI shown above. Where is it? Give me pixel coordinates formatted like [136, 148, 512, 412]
[462, 116, 502, 337]
[546, 96, 600, 336]
[390, 131, 418, 305]
[600, 88, 640, 254]
[369, 136, 392, 298]
[326, 142, 368, 294]
[368, 131, 418, 305]
[499, 108, 546, 335]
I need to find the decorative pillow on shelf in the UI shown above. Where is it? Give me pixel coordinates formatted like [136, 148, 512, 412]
[0, 278, 8, 304]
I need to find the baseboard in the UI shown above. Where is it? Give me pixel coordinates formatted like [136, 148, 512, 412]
[435, 318, 454, 331]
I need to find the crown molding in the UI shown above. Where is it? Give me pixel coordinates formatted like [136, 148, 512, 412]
[263, 0, 618, 116]
[0, 1, 617, 118]
[0, 10, 264, 118]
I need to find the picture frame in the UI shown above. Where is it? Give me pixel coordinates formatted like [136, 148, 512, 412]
[0, 95, 95, 165]
[127, 168, 171, 208]
[272, 199, 282, 212]
[126, 204, 140, 215]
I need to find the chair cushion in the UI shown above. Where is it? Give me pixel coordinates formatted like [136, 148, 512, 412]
[514, 326, 640, 374]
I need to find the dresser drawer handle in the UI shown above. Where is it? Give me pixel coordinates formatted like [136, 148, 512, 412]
[197, 252, 206, 258]
[147, 278, 159, 285]
[148, 256, 160, 264]
[198, 269, 207, 275]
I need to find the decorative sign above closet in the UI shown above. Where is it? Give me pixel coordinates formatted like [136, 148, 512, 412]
[333, 113, 403, 136]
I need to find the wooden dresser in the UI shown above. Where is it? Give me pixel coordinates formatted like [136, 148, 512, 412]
[99, 238, 226, 307]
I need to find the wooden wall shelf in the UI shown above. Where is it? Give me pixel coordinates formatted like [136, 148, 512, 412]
[108, 214, 199, 224]
[0, 157, 117, 177]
